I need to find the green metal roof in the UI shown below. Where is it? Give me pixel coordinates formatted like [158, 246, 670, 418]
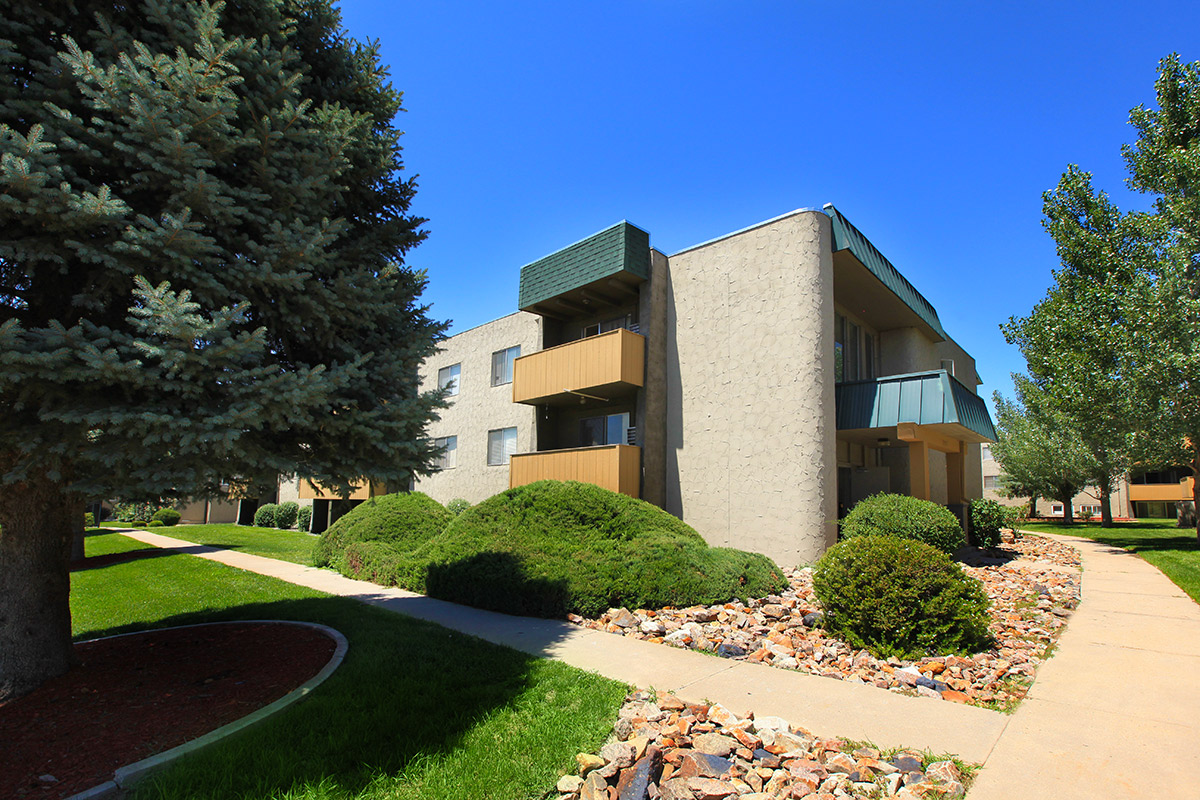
[518, 222, 650, 312]
[825, 205, 949, 341]
[835, 370, 997, 441]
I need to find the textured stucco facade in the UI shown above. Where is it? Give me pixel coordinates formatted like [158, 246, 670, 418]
[664, 210, 838, 566]
[412, 312, 541, 503]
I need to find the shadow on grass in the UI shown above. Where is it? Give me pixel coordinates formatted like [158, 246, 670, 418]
[425, 551, 571, 619]
[105, 594, 583, 800]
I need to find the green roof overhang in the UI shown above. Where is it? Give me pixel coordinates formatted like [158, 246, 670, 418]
[518, 221, 650, 317]
[825, 205, 949, 342]
[836, 370, 997, 442]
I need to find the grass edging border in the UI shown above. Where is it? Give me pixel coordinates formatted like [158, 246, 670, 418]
[64, 620, 349, 800]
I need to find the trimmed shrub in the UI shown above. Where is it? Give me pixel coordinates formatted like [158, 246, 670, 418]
[147, 519, 165, 527]
[275, 501, 300, 530]
[313, 492, 452, 568]
[841, 493, 965, 554]
[131, 520, 147, 527]
[253, 503, 278, 528]
[407, 480, 787, 618]
[446, 498, 472, 516]
[152, 508, 181, 527]
[969, 498, 1009, 549]
[813, 535, 993, 659]
[84, 512, 95, 528]
[297, 505, 313, 533]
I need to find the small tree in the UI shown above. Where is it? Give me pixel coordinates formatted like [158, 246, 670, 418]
[991, 379, 1092, 524]
[0, 0, 446, 700]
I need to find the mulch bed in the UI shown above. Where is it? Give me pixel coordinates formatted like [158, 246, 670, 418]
[1, 622, 337, 800]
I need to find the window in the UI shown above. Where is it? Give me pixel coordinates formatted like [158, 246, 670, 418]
[983, 475, 1000, 490]
[433, 436, 457, 470]
[834, 313, 874, 383]
[580, 412, 631, 447]
[981, 445, 993, 461]
[487, 427, 517, 465]
[1052, 504, 1064, 515]
[438, 364, 460, 396]
[491, 346, 520, 386]
[582, 315, 634, 339]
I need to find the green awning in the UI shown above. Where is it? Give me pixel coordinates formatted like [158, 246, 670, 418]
[825, 205, 949, 342]
[836, 370, 997, 442]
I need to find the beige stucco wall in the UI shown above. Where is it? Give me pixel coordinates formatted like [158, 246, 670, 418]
[413, 312, 540, 504]
[664, 209, 838, 568]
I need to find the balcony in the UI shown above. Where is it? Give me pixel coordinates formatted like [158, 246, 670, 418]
[512, 328, 645, 405]
[1128, 480, 1194, 503]
[298, 479, 388, 501]
[509, 444, 641, 497]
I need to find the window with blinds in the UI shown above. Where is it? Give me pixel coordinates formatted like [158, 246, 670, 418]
[580, 412, 631, 447]
[438, 364, 460, 396]
[491, 346, 520, 386]
[433, 436, 457, 470]
[487, 427, 517, 465]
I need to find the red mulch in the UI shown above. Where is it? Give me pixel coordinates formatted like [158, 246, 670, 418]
[0, 622, 337, 799]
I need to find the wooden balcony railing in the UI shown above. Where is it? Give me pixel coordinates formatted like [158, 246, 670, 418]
[509, 444, 640, 497]
[512, 328, 644, 405]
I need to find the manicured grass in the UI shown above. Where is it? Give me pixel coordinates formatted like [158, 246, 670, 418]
[117, 523, 319, 565]
[1020, 519, 1200, 604]
[72, 532, 628, 800]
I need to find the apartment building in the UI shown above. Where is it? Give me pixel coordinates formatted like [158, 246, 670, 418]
[981, 445, 1195, 520]
[412, 206, 995, 567]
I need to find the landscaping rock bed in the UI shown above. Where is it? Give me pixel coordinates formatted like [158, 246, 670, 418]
[570, 533, 1081, 710]
[553, 690, 971, 800]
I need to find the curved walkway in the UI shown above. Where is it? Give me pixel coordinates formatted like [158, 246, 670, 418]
[121, 529, 1200, 796]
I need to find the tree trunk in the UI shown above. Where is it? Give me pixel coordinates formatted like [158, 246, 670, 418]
[1059, 492, 1075, 525]
[1192, 458, 1200, 545]
[0, 460, 78, 701]
[1029, 496, 1039, 518]
[69, 499, 85, 561]
[1098, 476, 1114, 528]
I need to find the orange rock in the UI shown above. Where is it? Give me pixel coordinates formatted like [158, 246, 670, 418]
[940, 689, 971, 703]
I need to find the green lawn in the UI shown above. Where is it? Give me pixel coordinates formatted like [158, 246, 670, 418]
[73, 532, 627, 800]
[1020, 519, 1200, 603]
[101, 523, 318, 565]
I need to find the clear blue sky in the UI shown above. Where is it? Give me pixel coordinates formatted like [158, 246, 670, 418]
[338, 1, 1198, 412]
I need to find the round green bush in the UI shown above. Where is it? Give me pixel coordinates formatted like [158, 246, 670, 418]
[813, 535, 993, 659]
[147, 519, 165, 527]
[297, 505, 313, 533]
[841, 493, 965, 554]
[84, 512, 95, 528]
[151, 508, 181, 526]
[969, 498, 1008, 549]
[253, 503, 278, 528]
[131, 520, 148, 527]
[275, 501, 300, 529]
[409, 480, 787, 618]
[312, 492, 452, 569]
[446, 498, 472, 516]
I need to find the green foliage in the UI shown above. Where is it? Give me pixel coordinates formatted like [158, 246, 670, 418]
[313, 492, 452, 569]
[112, 501, 161, 523]
[969, 499, 1008, 549]
[840, 493, 965, 554]
[151, 508, 181, 527]
[813, 535, 993, 659]
[83, 512, 94, 528]
[327, 481, 787, 619]
[446, 498, 472, 516]
[253, 504, 278, 529]
[147, 519, 165, 527]
[297, 505, 312, 533]
[274, 501, 299, 530]
[130, 520, 147, 528]
[0, 0, 446, 508]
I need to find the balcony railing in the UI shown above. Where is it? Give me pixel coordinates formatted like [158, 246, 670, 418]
[509, 444, 641, 497]
[512, 328, 645, 405]
[1128, 481, 1194, 503]
[298, 479, 387, 501]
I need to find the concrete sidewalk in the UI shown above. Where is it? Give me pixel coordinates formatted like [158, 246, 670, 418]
[119, 528, 1200, 796]
[968, 532, 1200, 799]
[120, 529, 1006, 763]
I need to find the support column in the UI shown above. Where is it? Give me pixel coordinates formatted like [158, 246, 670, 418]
[908, 440, 930, 501]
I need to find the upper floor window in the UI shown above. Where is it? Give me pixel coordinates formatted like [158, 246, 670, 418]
[582, 314, 635, 338]
[835, 313, 875, 383]
[491, 346, 520, 386]
[487, 427, 517, 465]
[438, 363, 460, 396]
[433, 436, 457, 470]
[981, 445, 993, 461]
